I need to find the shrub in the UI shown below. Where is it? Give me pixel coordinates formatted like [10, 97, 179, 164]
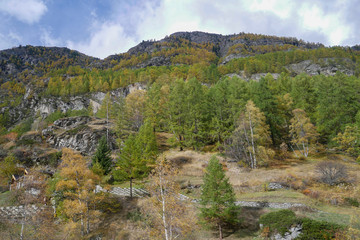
[259, 210, 345, 239]
[10, 118, 33, 137]
[316, 161, 348, 185]
[298, 218, 345, 240]
[259, 209, 298, 236]
[45, 110, 65, 124]
[344, 197, 359, 207]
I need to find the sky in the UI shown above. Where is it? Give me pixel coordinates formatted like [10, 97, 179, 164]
[0, 0, 358, 59]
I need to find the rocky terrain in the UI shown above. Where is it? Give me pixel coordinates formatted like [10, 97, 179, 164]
[0, 30, 359, 169]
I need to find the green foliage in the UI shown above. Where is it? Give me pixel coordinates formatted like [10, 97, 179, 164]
[315, 73, 360, 142]
[298, 218, 344, 240]
[45, 110, 65, 124]
[45, 109, 89, 125]
[259, 209, 298, 236]
[0, 154, 19, 184]
[260, 210, 345, 239]
[344, 197, 360, 207]
[199, 156, 240, 234]
[334, 124, 360, 158]
[92, 136, 112, 175]
[48, 151, 62, 167]
[96, 93, 112, 118]
[114, 121, 158, 183]
[10, 117, 33, 137]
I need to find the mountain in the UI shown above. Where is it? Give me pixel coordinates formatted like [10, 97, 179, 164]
[0, 45, 99, 83]
[0, 31, 359, 160]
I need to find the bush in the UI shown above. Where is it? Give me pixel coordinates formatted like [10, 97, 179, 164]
[45, 109, 89, 125]
[66, 109, 89, 117]
[316, 161, 348, 185]
[45, 110, 65, 124]
[10, 118, 33, 137]
[298, 218, 345, 240]
[259, 210, 345, 239]
[344, 197, 359, 207]
[259, 210, 298, 236]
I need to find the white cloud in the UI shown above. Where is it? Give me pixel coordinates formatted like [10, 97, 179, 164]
[0, 0, 47, 24]
[67, 21, 137, 59]
[40, 29, 61, 46]
[299, 2, 351, 45]
[57, 0, 358, 58]
[0, 31, 22, 49]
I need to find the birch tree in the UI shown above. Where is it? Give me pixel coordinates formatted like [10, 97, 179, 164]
[226, 100, 272, 169]
[145, 154, 196, 240]
[289, 108, 318, 157]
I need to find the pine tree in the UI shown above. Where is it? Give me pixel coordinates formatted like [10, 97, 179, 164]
[115, 121, 158, 197]
[199, 156, 240, 240]
[166, 79, 187, 151]
[92, 136, 112, 175]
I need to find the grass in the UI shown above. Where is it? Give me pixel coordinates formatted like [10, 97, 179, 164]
[0, 191, 17, 207]
[112, 179, 148, 189]
[236, 189, 309, 203]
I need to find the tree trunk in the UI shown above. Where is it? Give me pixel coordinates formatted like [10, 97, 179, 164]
[179, 135, 183, 151]
[86, 202, 90, 235]
[219, 223, 223, 240]
[130, 177, 133, 198]
[20, 222, 24, 240]
[159, 173, 169, 240]
[248, 113, 257, 169]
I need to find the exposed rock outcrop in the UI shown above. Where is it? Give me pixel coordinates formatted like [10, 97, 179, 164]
[286, 58, 354, 76]
[43, 116, 117, 155]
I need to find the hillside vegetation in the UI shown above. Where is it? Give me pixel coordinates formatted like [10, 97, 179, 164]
[1, 31, 360, 239]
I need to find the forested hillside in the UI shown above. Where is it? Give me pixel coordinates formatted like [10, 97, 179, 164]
[1, 31, 360, 239]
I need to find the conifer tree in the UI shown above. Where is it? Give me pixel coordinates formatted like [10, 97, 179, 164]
[166, 79, 187, 150]
[115, 121, 158, 197]
[199, 156, 240, 240]
[92, 136, 112, 175]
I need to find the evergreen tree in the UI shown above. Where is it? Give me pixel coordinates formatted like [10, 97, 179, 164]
[315, 73, 360, 142]
[184, 78, 207, 149]
[199, 156, 240, 240]
[166, 79, 187, 150]
[92, 136, 112, 175]
[115, 121, 158, 197]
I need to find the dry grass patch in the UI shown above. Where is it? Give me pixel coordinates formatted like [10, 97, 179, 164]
[164, 149, 214, 177]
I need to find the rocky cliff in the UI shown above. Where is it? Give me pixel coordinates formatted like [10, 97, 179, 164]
[43, 116, 117, 154]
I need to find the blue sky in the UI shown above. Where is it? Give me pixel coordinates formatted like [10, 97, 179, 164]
[0, 0, 358, 59]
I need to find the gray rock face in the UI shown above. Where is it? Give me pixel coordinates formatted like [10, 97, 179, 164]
[53, 116, 91, 129]
[235, 201, 309, 209]
[286, 59, 354, 76]
[43, 116, 117, 154]
[273, 225, 302, 240]
[19, 132, 42, 143]
[268, 182, 285, 190]
[2, 81, 148, 128]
